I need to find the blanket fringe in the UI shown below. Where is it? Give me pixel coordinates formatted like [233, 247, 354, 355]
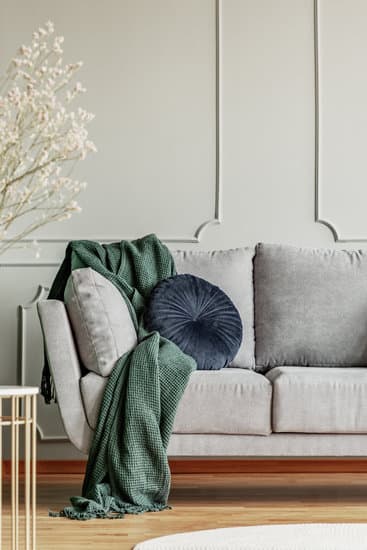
[48, 483, 170, 520]
[49, 503, 170, 520]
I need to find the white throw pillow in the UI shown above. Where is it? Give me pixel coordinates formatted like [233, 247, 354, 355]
[64, 268, 137, 376]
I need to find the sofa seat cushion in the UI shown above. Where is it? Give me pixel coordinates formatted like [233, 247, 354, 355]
[267, 366, 367, 433]
[174, 368, 271, 435]
[81, 369, 272, 435]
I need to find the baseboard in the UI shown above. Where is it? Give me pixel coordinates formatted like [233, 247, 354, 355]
[2, 460, 87, 477]
[169, 458, 367, 474]
[3, 458, 367, 477]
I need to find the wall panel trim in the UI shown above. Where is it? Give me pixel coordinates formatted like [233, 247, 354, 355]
[2, 0, 222, 266]
[314, 0, 338, 241]
[314, 0, 367, 242]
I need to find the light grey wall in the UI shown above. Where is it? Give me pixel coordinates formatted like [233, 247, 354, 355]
[0, 0, 364, 457]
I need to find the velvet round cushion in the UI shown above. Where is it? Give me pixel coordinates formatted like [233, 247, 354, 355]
[144, 274, 243, 370]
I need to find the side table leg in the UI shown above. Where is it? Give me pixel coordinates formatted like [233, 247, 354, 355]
[0, 398, 2, 548]
[15, 396, 19, 550]
[11, 395, 19, 550]
[31, 395, 37, 550]
[25, 395, 31, 550]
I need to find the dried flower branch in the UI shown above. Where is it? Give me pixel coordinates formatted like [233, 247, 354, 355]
[0, 21, 96, 256]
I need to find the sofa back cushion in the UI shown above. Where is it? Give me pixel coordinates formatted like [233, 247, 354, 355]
[172, 247, 255, 369]
[254, 243, 367, 369]
[64, 267, 137, 376]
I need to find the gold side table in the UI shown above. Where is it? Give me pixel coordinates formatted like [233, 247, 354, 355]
[0, 386, 38, 550]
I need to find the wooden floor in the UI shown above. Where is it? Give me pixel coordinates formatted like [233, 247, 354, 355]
[3, 473, 367, 549]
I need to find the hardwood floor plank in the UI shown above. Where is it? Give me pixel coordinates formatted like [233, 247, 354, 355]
[3, 473, 367, 549]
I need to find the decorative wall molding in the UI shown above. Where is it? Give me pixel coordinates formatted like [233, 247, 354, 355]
[2, 0, 222, 266]
[18, 284, 49, 388]
[314, 0, 367, 242]
[314, 0, 338, 241]
[18, 285, 68, 441]
[194, 0, 222, 242]
[314, 0, 339, 241]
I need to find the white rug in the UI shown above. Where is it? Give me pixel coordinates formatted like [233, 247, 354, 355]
[134, 523, 367, 549]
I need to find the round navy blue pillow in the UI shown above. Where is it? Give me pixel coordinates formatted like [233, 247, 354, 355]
[144, 274, 243, 370]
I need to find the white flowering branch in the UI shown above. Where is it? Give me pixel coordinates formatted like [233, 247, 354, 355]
[0, 21, 96, 256]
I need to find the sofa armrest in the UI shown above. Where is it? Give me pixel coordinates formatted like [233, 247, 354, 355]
[37, 299, 93, 455]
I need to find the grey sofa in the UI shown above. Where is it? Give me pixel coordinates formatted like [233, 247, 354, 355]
[38, 243, 367, 457]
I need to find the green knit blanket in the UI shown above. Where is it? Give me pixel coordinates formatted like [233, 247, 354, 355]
[42, 234, 196, 520]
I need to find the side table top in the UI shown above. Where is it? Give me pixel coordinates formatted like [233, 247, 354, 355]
[0, 386, 39, 396]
